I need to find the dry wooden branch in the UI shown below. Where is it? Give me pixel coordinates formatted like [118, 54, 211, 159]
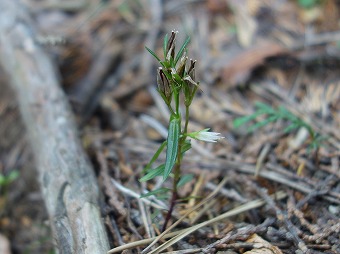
[0, 0, 110, 253]
[202, 218, 276, 253]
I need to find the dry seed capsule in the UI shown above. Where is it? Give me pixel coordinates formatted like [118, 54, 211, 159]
[157, 67, 171, 98]
[187, 59, 196, 81]
[166, 31, 177, 61]
[183, 75, 198, 88]
[176, 53, 187, 78]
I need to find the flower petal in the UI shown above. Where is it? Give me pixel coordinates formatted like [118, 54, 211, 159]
[188, 129, 224, 142]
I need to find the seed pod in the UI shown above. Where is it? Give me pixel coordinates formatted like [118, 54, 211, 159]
[166, 31, 177, 61]
[157, 67, 171, 97]
[176, 53, 187, 78]
[184, 75, 198, 88]
[187, 59, 196, 81]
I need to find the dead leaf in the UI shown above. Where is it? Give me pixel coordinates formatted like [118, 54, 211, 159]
[222, 42, 287, 87]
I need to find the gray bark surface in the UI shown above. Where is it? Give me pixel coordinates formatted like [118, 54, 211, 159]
[0, 0, 110, 253]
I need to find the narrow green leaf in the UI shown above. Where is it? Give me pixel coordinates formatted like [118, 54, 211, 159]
[140, 187, 171, 198]
[255, 102, 275, 113]
[169, 57, 175, 68]
[233, 114, 259, 128]
[143, 141, 167, 172]
[145, 46, 161, 62]
[278, 107, 297, 121]
[163, 33, 169, 59]
[278, 106, 290, 115]
[139, 164, 165, 182]
[172, 73, 182, 83]
[283, 123, 300, 133]
[248, 116, 277, 132]
[164, 115, 180, 180]
[175, 36, 190, 65]
[162, 61, 171, 69]
[177, 174, 194, 187]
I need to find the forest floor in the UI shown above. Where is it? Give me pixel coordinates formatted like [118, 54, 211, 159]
[0, 0, 339, 253]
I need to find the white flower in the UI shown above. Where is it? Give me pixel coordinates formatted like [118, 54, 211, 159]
[187, 128, 224, 142]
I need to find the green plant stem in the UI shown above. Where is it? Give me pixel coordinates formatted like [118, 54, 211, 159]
[162, 106, 190, 232]
[162, 179, 178, 232]
[166, 103, 175, 115]
[162, 144, 183, 231]
[174, 92, 180, 114]
[184, 105, 190, 134]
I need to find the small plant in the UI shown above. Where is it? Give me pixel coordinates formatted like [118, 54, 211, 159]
[0, 170, 19, 194]
[140, 31, 223, 231]
[233, 102, 326, 159]
[297, 0, 320, 9]
[0, 170, 19, 214]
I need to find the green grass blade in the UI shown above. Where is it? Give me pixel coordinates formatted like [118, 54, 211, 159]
[164, 115, 180, 180]
[145, 46, 161, 62]
[174, 36, 190, 65]
[283, 123, 300, 133]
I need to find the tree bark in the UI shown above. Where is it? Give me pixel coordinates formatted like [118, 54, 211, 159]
[0, 1, 110, 253]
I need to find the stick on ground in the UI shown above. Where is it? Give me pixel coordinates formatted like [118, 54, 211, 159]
[0, 0, 110, 253]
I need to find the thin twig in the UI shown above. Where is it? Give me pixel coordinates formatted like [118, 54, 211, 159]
[142, 177, 228, 254]
[202, 218, 275, 253]
[111, 178, 168, 211]
[147, 191, 287, 254]
[107, 190, 287, 254]
[251, 183, 309, 253]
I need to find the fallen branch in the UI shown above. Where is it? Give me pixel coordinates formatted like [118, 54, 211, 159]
[0, 0, 110, 253]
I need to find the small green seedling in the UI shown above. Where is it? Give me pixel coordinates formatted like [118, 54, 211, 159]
[0, 170, 19, 214]
[0, 170, 19, 191]
[140, 31, 223, 231]
[297, 0, 320, 9]
[233, 102, 326, 159]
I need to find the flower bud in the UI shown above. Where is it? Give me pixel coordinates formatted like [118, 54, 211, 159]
[157, 67, 171, 98]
